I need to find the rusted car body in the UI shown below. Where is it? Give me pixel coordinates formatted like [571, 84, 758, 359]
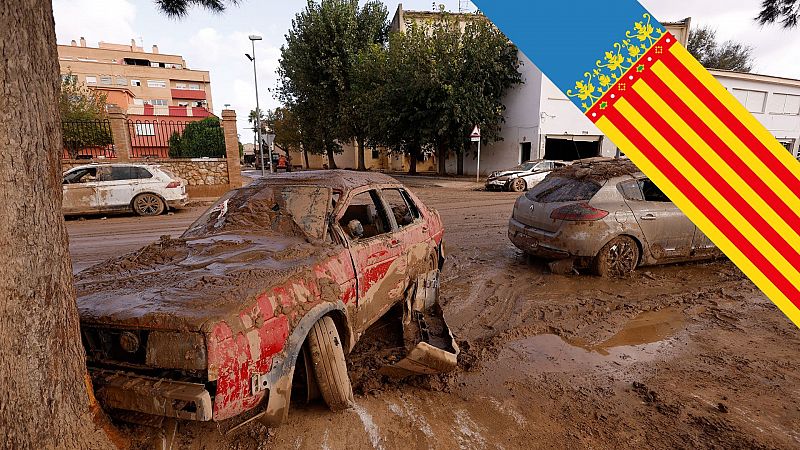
[508, 159, 722, 276]
[76, 171, 455, 425]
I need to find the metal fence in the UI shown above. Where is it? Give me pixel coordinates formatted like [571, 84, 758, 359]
[127, 119, 191, 159]
[62, 119, 115, 159]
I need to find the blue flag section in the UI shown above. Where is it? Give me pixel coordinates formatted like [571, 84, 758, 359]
[472, 1, 666, 112]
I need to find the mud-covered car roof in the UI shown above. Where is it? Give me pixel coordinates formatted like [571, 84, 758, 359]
[549, 158, 643, 182]
[247, 170, 401, 192]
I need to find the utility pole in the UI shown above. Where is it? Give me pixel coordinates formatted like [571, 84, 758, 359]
[246, 35, 266, 176]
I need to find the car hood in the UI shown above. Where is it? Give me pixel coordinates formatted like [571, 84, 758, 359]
[490, 170, 525, 179]
[75, 232, 337, 332]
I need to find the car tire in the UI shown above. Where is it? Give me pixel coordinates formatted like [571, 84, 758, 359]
[132, 193, 166, 216]
[306, 316, 354, 412]
[593, 236, 639, 278]
[509, 178, 527, 192]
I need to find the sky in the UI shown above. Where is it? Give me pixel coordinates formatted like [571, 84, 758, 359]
[52, 0, 800, 138]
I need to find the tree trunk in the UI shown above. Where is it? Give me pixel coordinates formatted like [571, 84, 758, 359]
[356, 137, 366, 171]
[409, 145, 418, 175]
[0, 3, 117, 448]
[326, 146, 338, 169]
[436, 140, 447, 175]
[303, 147, 310, 169]
[457, 150, 464, 176]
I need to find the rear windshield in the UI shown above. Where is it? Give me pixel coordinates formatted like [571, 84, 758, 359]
[525, 176, 602, 203]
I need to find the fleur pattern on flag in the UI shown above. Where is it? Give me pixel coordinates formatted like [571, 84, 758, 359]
[568, 13, 665, 111]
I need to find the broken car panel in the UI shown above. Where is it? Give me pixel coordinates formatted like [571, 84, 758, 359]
[76, 170, 457, 425]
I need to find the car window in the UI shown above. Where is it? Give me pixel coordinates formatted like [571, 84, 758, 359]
[339, 190, 391, 240]
[639, 178, 671, 202]
[618, 180, 643, 201]
[97, 166, 132, 182]
[382, 188, 421, 228]
[63, 168, 97, 184]
[133, 167, 153, 179]
[525, 176, 602, 203]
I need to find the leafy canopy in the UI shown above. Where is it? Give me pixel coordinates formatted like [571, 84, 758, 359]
[168, 117, 226, 158]
[687, 25, 754, 72]
[59, 72, 113, 157]
[757, 0, 800, 28]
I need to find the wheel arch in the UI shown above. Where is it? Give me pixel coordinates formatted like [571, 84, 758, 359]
[130, 191, 168, 211]
[597, 233, 645, 266]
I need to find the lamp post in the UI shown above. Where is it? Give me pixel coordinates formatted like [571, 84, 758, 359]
[245, 35, 267, 176]
[265, 132, 276, 172]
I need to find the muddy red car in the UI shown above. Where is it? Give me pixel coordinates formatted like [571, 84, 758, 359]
[76, 171, 457, 425]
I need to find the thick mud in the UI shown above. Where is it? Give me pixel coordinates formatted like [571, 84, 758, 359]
[67, 177, 800, 449]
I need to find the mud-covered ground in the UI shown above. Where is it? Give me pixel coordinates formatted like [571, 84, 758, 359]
[66, 176, 800, 449]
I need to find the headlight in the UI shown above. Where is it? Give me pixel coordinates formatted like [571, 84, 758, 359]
[146, 331, 207, 371]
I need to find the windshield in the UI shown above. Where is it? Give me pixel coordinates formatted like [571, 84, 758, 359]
[182, 184, 332, 241]
[525, 176, 602, 203]
[512, 162, 537, 172]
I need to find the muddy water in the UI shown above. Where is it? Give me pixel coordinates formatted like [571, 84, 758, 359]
[68, 178, 800, 449]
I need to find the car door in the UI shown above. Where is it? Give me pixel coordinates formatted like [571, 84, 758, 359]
[337, 188, 405, 333]
[96, 165, 138, 211]
[628, 177, 696, 260]
[62, 167, 100, 214]
[522, 161, 554, 188]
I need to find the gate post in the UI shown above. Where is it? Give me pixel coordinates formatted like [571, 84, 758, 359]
[107, 106, 131, 162]
[221, 109, 243, 189]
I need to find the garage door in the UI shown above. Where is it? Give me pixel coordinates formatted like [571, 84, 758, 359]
[544, 135, 602, 161]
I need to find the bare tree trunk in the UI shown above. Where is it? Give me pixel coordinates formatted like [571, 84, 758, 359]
[0, 2, 117, 448]
[326, 146, 338, 169]
[436, 140, 447, 175]
[356, 137, 366, 171]
[408, 144, 418, 175]
[457, 150, 464, 176]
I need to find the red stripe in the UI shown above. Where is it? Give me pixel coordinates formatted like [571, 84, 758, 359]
[642, 66, 800, 234]
[604, 106, 800, 308]
[624, 85, 800, 272]
[661, 50, 800, 195]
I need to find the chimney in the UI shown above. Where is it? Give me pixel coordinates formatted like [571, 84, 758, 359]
[79, 37, 86, 47]
[152, 44, 159, 54]
[70, 39, 77, 46]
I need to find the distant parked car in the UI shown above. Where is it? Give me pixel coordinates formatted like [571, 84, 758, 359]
[62, 163, 187, 216]
[508, 159, 722, 277]
[486, 160, 570, 192]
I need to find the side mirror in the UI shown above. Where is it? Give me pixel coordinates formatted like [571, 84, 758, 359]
[346, 219, 364, 240]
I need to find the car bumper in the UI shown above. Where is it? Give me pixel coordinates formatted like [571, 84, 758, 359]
[89, 368, 213, 421]
[485, 179, 509, 191]
[166, 196, 188, 210]
[508, 218, 572, 259]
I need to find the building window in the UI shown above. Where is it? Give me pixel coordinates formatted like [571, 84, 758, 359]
[771, 93, 800, 115]
[133, 98, 144, 106]
[130, 79, 141, 87]
[193, 101, 204, 107]
[134, 123, 156, 136]
[177, 101, 189, 107]
[115, 77, 126, 86]
[99, 76, 112, 85]
[188, 83, 200, 90]
[732, 88, 767, 113]
[371, 147, 380, 159]
[85, 76, 97, 85]
[147, 80, 166, 88]
[151, 99, 168, 106]
[779, 139, 795, 152]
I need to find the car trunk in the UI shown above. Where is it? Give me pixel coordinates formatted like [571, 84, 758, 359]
[514, 176, 605, 233]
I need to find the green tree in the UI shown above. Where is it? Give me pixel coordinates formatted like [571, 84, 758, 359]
[278, 0, 389, 170]
[59, 72, 113, 158]
[266, 106, 305, 167]
[687, 26, 754, 72]
[3, 0, 240, 447]
[757, 0, 800, 28]
[168, 117, 227, 158]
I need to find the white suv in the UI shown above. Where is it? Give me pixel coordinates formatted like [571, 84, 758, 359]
[62, 163, 188, 216]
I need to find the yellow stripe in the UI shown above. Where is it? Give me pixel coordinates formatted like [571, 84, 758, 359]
[633, 79, 800, 257]
[652, 61, 800, 216]
[596, 115, 800, 328]
[671, 43, 800, 189]
[615, 97, 800, 283]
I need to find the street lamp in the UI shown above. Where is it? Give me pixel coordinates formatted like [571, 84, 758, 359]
[246, 34, 270, 176]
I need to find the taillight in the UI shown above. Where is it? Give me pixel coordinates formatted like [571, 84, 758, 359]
[550, 203, 609, 221]
[166, 181, 181, 188]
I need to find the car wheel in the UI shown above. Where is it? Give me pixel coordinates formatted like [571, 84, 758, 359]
[132, 193, 165, 216]
[306, 316, 354, 411]
[509, 178, 527, 192]
[593, 236, 639, 278]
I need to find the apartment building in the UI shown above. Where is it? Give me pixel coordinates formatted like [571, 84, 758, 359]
[58, 38, 213, 118]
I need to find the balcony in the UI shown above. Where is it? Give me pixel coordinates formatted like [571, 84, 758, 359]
[170, 88, 206, 100]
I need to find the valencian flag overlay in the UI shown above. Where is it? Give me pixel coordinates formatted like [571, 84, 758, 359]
[473, 1, 800, 328]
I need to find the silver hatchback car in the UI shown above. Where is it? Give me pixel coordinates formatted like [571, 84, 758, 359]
[508, 159, 722, 276]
